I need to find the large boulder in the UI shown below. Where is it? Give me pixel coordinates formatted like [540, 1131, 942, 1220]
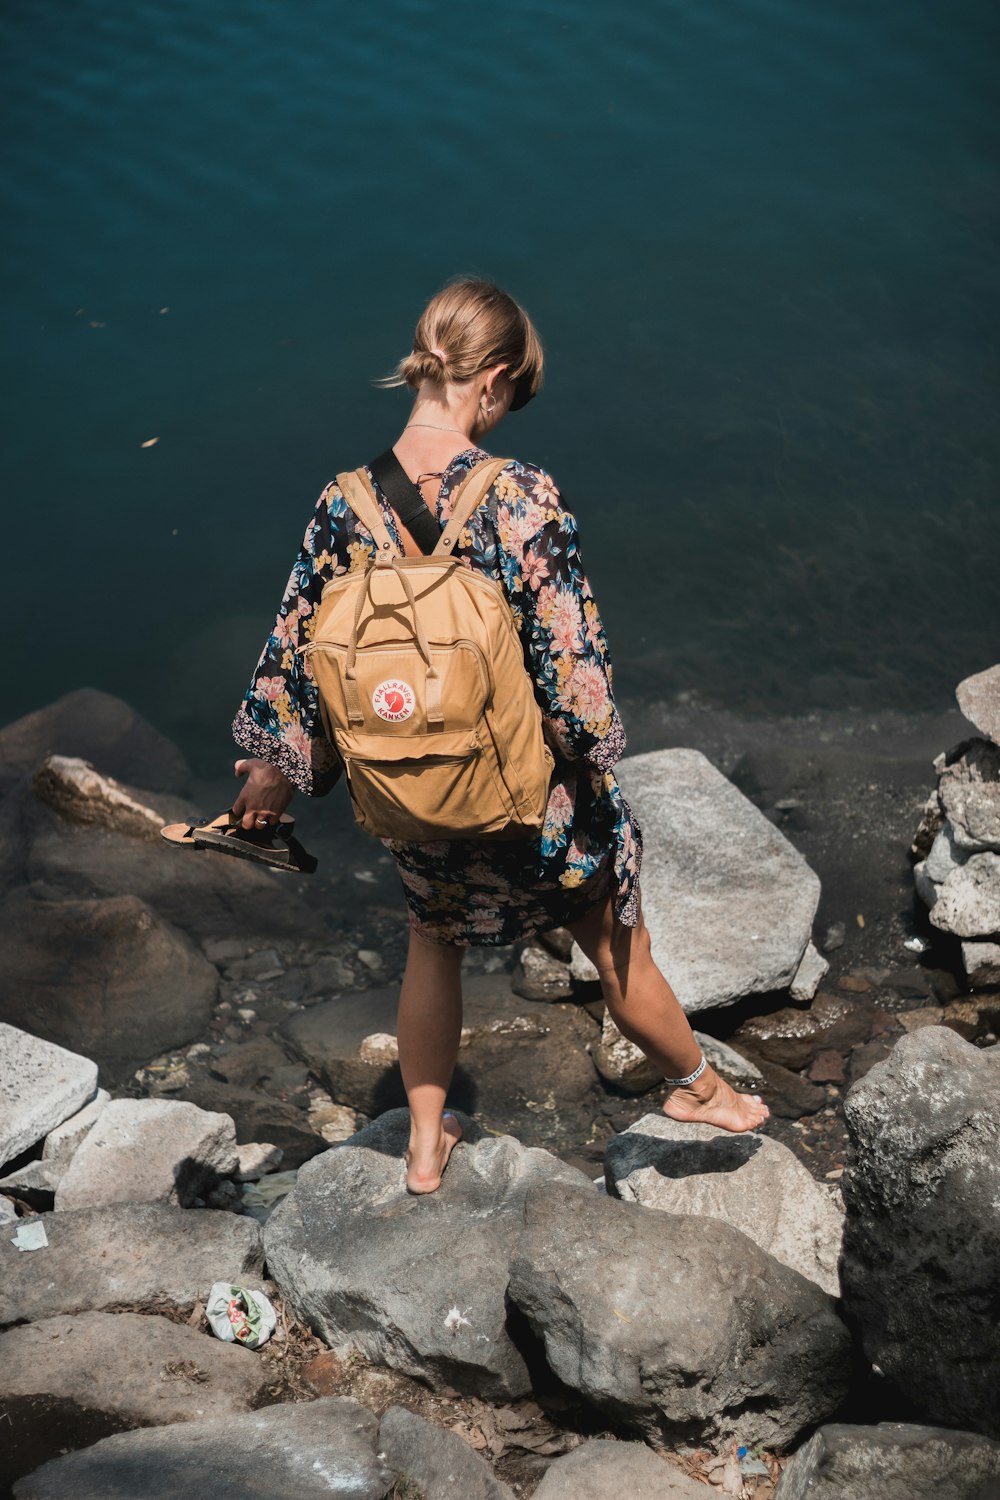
[0, 1311, 274, 1493]
[55, 1099, 239, 1211]
[0, 690, 191, 796]
[0, 758, 312, 941]
[507, 1181, 850, 1450]
[0, 888, 217, 1084]
[378, 1406, 515, 1500]
[12, 1396, 393, 1500]
[532, 1439, 707, 1500]
[264, 1110, 592, 1401]
[957, 664, 1000, 747]
[0, 1024, 98, 1168]
[0, 1204, 263, 1326]
[605, 1115, 844, 1296]
[840, 1027, 1000, 1437]
[928, 851, 1000, 937]
[616, 749, 820, 1012]
[773, 1422, 1000, 1500]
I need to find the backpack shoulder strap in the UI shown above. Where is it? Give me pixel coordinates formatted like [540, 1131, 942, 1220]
[336, 468, 400, 558]
[434, 458, 511, 557]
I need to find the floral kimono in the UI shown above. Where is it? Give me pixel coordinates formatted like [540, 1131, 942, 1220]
[233, 447, 641, 945]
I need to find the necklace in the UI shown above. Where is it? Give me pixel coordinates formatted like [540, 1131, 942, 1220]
[403, 422, 472, 439]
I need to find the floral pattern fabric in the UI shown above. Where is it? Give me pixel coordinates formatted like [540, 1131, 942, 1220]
[233, 448, 642, 945]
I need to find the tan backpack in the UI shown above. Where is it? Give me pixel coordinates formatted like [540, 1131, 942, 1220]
[300, 457, 555, 841]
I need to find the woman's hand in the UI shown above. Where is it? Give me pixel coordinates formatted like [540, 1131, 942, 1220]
[232, 758, 296, 831]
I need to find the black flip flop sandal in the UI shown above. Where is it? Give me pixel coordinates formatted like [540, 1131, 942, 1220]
[160, 810, 318, 874]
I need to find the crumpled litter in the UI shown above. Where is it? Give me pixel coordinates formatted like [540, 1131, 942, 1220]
[206, 1282, 277, 1349]
[11, 1221, 48, 1252]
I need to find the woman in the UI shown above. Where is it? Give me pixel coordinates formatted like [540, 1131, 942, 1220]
[232, 278, 769, 1193]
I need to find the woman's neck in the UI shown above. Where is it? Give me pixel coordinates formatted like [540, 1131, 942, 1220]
[393, 392, 483, 477]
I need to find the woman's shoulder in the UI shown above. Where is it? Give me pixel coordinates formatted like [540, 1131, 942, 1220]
[492, 457, 564, 517]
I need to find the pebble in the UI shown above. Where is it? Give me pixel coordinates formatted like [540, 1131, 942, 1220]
[822, 922, 846, 952]
[357, 950, 383, 970]
[236, 1008, 256, 1023]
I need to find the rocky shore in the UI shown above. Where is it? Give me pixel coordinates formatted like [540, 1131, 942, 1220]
[1, 680, 999, 1498]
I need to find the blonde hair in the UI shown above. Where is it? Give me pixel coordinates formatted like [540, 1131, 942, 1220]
[378, 277, 543, 404]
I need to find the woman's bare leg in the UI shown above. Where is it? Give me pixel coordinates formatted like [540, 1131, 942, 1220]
[396, 927, 465, 1192]
[567, 896, 769, 1132]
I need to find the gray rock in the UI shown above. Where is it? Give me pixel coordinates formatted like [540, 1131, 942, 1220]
[378, 1405, 515, 1499]
[507, 1181, 850, 1450]
[235, 1142, 283, 1180]
[177, 1078, 329, 1169]
[962, 939, 1000, 988]
[694, 1032, 765, 1088]
[532, 1439, 706, 1500]
[928, 852, 1000, 937]
[569, 941, 600, 983]
[605, 1115, 844, 1296]
[22, 786, 312, 944]
[925, 821, 966, 884]
[841, 1026, 1000, 1437]
[264, 1110, 592, 1400]
[789, 940, 830, 1001]
[0, 1159, 64, 1197]
[0, 1311, 274, 1491]
[0, 889, 218, 1085]
[754, 1057, 827, 1118]
[0, 689, 191, 797]
[957, 664, 1000, 746]
[0, 1025, 98, 1168]
[0, 1195, 16, 1222]
[55, 1099, 239, 1211]
[31, 755, 164, 839]
[12, 1396, 392, 1500]
[593, 1012, 661, 1092]
[42, 1089, 110, 1163]
[773, 1422, 1000, 1500]
[912, 858, 939, 908]
[512, 943, 574, 1002]
[0, 1203, 262, 1325]
[938, 739, 1000, 854]
[616, 749, 821, 1012]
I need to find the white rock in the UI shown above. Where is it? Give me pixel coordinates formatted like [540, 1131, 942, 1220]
[30, 754, 163, 838]
[42, 1090, 110, 1163]
[605, 1114, 845, 1296]
[357, 1032, 399, 1065]
[616, 749, 821, 1012]
[235, 1142, 284, 1181]
[593, 1013, 660, 1092]
[0, 1025, 98, 1169]
[694, 1033, 765, 1088]
[956, 663, 1000, 746]
[913, 860, 939, 909]
[925, 823, 966, 884]
[55, 1099, 239, 1211]
[0, 1159, 64, 1195]
[961, 940, 1000, 988]
[569, 942, 599, 983]
[929, 853, 1000, 938]
[790, 941, 830, 1002]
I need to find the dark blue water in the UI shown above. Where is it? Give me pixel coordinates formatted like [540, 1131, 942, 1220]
[3, 0, 998, 772]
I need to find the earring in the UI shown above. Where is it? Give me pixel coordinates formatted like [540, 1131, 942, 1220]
[480, 394, 497, 416]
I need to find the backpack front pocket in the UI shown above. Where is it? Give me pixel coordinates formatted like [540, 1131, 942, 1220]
[336, 728, 517, 839]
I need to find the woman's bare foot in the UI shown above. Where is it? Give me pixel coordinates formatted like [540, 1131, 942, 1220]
[663, 1066, 770, 1133]
[405, 1112, 463, 1194]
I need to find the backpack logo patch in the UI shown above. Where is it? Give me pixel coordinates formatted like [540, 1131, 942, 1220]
[372, 679, 415, 722]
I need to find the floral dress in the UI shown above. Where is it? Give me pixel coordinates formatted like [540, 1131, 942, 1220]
[233, 448, 642, 946]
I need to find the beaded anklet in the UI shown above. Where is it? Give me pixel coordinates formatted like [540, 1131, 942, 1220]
[663, 1055, 707, 1089]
